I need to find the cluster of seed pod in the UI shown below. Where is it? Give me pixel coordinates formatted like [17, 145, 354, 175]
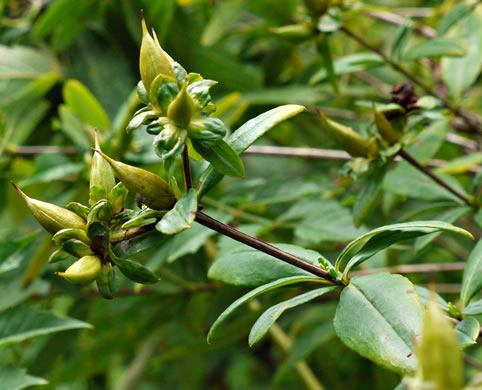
[127, 17, 228, 165]
[13, 133, 178, 299]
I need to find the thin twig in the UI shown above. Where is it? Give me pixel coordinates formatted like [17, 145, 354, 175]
[244, 146, 481, 173]
[340, 25, 482, 134]
[464, 354, 482, 371]
[363, 10, 436, 39]
[195, 211, 338, 284]
[398, 149, 472, 206]
[182, 143, 192, 190]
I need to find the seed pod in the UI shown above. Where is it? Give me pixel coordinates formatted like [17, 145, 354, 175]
[373, 106, 400, 145]
[94, 150, 176, 210]
[56, 255, 102, 285]
[167, 82, 195, 128]
[12, 183, 86, 235]
[90, 132, 116, 204]
[303, 0, 330, 16]
[319, 113, 373, 157]
[268, 23, 315, 41]
[139, 16, 175, 94]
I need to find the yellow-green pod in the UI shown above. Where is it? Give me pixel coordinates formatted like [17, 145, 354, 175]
[12, 183, 86, 235]
[167, 82, 194, 128]
[94, 150, 176, 210]
[414, 294, 463, 390]
[90, 132, 116, 204]
[56, 255, 102, 285]
[319, 113, 371, 157]
[373, 106, 400, 145]
[139, 16, 175, 94]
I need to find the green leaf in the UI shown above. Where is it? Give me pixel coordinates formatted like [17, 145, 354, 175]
[334, 273, 424, 374]
[414, 206, 471, 251]
[249, 286, 338, 346]
[280, 198, 367, 245]
[460, 239, 482, 309]
[414, 285, 449, 311]
[441, 10, 482, 101]
[0, 234, 36, 274]
[192, 139, 245, 178]
[353, 162, 388, 227]
[208, 244, 324, 286]
[455, 317, 480, 349]
[0, 367, 47, 390]
[112, 256, 160, 284]
[404, 37, 467, 60]
[437, 2, 478, 36]
[58, 105, 91, 150]
[0, 305, 91, 346]
[310, 52, 384, 84]
[201, 0, 246, 47]
[17, 163, 84, 187]
[157, 188, 198, 235]
[391, 22, 412, 63]
[207, 276, 325, 343]
[198, 105, 305, 197]
[63, 79, 111, 130]
[317, 34, 338, 94]
[463, 299, 482, 316]
[338, 221, 472, 276]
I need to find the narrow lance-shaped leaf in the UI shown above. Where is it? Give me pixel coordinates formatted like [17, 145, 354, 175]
[249, 286, 338, 346]
[0, 367, 47, 390]
[191, 139, 245, 178]
[0, 305, 92, 346]
[404, 37, 467, 60]
[335, 221, 472, 274]
[460, 239, 482, 309]
[208, 276, 326, 343]
[198, 105, 305, 198]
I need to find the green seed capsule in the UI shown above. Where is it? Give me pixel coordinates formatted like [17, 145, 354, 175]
[56, 255, 102, 285]
[167, 82, 194, 128]
[373, 106, 400, 145]
[12, 183, 86, 235]
[94, 150, 177, 210]
[319, 113, 373, 157]
[90, 132, 116, 204]
[139, 16, 175, 94]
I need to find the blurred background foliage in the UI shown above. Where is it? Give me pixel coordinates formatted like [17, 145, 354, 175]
[0, 0, 480, 389]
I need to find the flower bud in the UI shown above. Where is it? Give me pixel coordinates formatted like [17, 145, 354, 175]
[94, 150, 176, 210]
[56, 255, 102, 285]
[319, 113, 374, 157]
[12, 183, 86, 235]
[90, 132, 116, 204]
[139, 16, 175, 94]
[167, 82, 195, 128]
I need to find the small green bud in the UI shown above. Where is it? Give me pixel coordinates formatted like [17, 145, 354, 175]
[167, 82, 195, 128]
[319, 113, 375, 157]
[90, 132, 116, 205]
[94, 150, 176, 211]
[12, 183, 86, 235]
[56, 255, 102, 285]
[139, 16, 175, 94]
[96, 262, 117, 299]
[153, 124, 187, 160]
